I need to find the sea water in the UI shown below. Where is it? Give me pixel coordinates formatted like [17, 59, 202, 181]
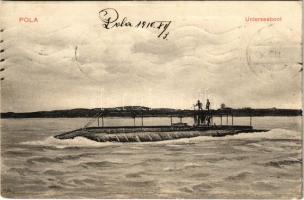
[1, 116, 302, 198]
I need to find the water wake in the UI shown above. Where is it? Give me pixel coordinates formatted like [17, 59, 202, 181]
[21, 136, 115, 149]
[149, 128, 300, 145]
[222, 128, 300, 140]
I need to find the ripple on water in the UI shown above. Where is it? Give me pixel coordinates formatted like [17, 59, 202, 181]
[182, 162, 201, 169]
[27, 157, 64, 164]
[81, 161, 126, 168]
[252, 181, 278, 191]
[26, 153, 97, 165]
[125, 172, 143, 178]
[3, 150, 34, 157]
[8, 167, 37, 176]
[189, 172, 210, 178]
[224, 171, 252, 181]
[263, 159, 302, 168]
[192, 182, 214, 191]
[122, 180, 157, 188]
[134, 158, 163, 166]
[43, 169, 65, 176]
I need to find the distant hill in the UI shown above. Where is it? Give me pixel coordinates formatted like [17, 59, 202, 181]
[0, 107, 302, 118]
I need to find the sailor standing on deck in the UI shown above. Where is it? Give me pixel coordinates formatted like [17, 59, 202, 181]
[194, 100, 204, 126]
[205, 99, 211, 126]
[206, 99, 210, 110]
[195, 100, 203, 110]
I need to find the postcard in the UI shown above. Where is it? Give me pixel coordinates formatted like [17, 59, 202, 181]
[0, 1, 302, 199]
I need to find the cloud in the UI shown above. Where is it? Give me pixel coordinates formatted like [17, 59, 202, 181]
[0, 2, 302, 112]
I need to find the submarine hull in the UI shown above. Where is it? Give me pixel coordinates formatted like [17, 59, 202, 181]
[54, 125, 268, 143]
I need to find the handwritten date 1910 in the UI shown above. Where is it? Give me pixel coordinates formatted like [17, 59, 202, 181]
[98, 8, 171, 40]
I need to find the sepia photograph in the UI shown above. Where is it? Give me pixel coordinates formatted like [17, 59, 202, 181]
[0, 1, 302, 199]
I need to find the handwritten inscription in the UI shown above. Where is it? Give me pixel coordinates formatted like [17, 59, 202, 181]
[98, 8, 171, 40]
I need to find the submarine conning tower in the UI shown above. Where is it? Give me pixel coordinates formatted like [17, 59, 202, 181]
[192, 98, 215, 127]
[192, 99, 253, 128]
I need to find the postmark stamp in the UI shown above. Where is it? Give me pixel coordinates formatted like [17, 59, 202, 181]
[246, 24, 301, 79]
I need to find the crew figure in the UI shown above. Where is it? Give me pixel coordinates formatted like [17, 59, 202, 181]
[194, 100, 203, 126]
[206, 99, 210, 110]
[195, 100, 203, 110]
[206, 115, 211, 126]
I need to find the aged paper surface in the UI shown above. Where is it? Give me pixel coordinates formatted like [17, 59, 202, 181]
[0, 1, 302, 199]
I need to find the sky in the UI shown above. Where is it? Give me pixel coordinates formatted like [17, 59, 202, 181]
[0, 1, 302, 112]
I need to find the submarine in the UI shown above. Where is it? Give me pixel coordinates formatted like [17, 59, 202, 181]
[54, 100, 268, 142]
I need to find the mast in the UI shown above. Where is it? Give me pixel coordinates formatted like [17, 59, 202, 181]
[99, 88, 104, 127]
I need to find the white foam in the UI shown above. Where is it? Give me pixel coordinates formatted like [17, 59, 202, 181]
[223, 128, 301, 140]
[21, 136, 115, 149]
[183, 162, 201, 168]
[152, 128, 301, 145]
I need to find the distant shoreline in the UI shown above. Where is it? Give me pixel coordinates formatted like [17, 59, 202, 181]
[1, 107, 302, 118]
